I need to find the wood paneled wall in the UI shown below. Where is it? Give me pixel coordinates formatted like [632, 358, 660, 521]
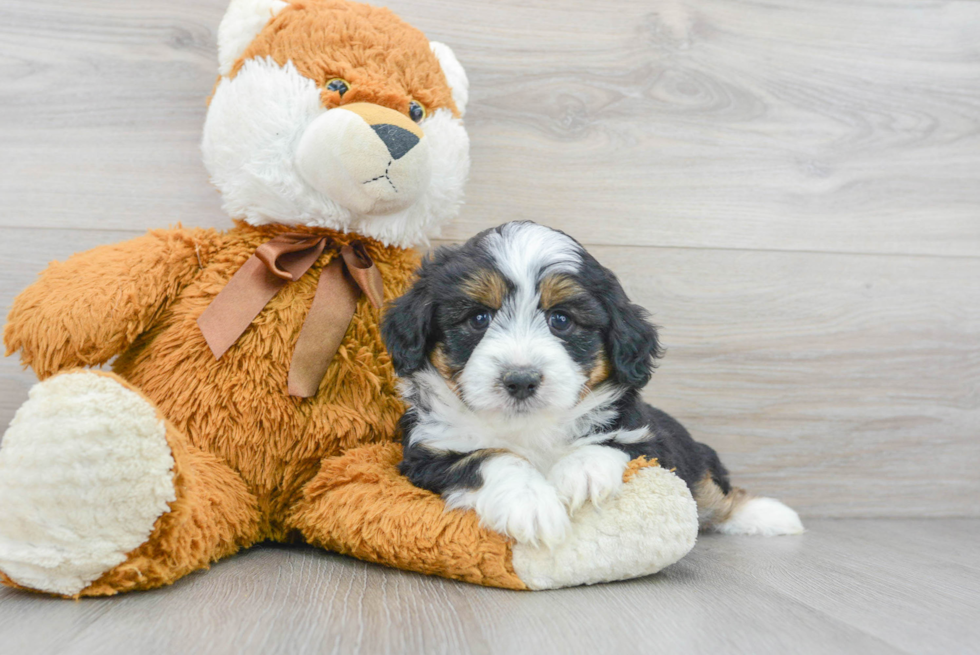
[1, 0, 977, 517]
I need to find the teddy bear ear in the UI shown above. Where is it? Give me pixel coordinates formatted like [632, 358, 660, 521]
[217, 0, 290, 77]
[429, 42, 469, 117]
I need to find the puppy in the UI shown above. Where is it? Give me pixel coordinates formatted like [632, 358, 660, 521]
[381, 221, 803, 547]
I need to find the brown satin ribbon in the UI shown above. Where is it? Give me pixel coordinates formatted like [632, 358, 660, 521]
[197, 233, 384, 398]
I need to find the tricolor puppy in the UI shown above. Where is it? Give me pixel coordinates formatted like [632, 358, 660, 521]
[382, 222, 803, 547]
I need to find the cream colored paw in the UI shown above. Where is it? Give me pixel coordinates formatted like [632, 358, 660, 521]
[549, 445, 630, 514]
[512, 465, 698, 590]
[0, 371, 176, 596]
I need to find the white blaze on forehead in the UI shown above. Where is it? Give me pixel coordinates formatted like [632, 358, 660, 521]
[454, 223, 587, 418]
[482, 222, 582, 290]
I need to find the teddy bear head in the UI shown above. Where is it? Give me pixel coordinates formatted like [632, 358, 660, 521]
[202, 0, 470, 248]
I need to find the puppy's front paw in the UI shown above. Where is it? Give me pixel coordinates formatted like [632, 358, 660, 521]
[549, 445, 630, 514]
[493, 480, 570, 548]
[445, 456, 571, 548]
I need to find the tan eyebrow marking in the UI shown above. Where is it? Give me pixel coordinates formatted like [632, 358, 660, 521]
[461, 269, 508, 310]
[539, 274, 586, 310]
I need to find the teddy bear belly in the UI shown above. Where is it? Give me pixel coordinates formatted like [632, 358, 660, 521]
[112, 310, 404, 526]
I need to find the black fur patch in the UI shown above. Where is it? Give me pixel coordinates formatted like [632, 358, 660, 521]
[601, 390, 732, 494]
[399, 413, 500, 494]
[537, 276, 608, 373]
[572, 249, 663, 389]
[381, 233, 513, 376]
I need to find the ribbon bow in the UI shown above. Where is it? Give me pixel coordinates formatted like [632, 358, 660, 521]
[197, 233, 384, 398]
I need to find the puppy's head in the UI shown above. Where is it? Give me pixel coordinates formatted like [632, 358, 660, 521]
[382, 221, 661, 416]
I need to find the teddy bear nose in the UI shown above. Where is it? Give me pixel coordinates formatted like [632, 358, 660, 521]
[371, 124, 420, 160]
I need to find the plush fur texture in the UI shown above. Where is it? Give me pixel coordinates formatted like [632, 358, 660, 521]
[0, 371, 176, 596]
[511, 459, 698, 590]
[217, 0, 289, 77]
[7, 224, 418, 527]
[0, 0, 702, 596]
[2, 223, 421, 595]
[204, 0, 470, 248]
[291, 441, 527, 590]
[428, 42, 468, 116]
[384, 222, 804, 545]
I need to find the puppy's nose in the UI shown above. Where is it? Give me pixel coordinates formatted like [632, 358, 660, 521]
[372, 124, 419, 160]
[501, 368, 543, 401]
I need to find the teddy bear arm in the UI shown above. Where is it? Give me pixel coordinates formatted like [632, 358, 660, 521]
[289, 443, 529, 589]
[4, 228, 220, 378]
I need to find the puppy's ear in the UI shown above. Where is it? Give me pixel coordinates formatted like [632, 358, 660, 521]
[381, 255, 443, 376]
[381, 278, 433, 376]
[597, 265, 662, 389]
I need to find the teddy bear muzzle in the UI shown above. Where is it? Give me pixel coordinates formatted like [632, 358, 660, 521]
[295, 102, 432, 216]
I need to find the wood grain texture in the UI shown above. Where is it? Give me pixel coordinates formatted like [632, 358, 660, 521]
[1, 0, 978, 519]
[2, 3, 978, 651]
[0, 520, 977, 655]
[1, 0, 978, 255]
[592, 243, 980, 517]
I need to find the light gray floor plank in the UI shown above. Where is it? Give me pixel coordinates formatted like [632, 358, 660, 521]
[687, 520, 980, 655]
[1, 0, 979, 256]
[1, 520, 977, 655]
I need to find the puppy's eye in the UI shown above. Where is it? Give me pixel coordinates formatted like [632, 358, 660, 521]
[468, 311, 491, 331]
[408, 100, 426, 123]
[326, 78, 349, 96]
[548, 311, 573, 334]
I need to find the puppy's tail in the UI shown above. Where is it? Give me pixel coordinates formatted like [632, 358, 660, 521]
[694, 475, 804, 537]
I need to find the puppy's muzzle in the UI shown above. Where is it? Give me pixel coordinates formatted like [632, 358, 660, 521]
[295, 102, 431, 216]
[501, 367, 543, 401]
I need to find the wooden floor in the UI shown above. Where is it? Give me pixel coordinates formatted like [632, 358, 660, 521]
[0, 520, 976, 655]
[1, 0, 979, 653]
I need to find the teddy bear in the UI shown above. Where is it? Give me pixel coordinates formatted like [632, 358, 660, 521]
[0, 0, 698, 597]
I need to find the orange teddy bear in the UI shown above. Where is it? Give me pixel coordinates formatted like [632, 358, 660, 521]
[0, 0, 697, 597]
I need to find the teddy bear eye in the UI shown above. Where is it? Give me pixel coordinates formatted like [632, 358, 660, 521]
[408, 101, 426, 123]
[326, 78, 349, 96]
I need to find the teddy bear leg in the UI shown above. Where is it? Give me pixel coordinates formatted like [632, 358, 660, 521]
[288, 444, 700, 590]
[506, 458, 700, 589]
[0, 370, 261, 597]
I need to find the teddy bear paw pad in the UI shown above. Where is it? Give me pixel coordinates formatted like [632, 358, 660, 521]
[0, 371, 176, 596]
[511, 465, 699, 590]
